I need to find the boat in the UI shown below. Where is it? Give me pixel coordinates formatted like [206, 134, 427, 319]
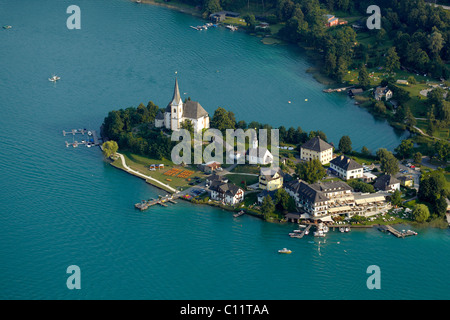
[226, 25, 238, 31]
[3, 25, 12, 29]
[233, 210, 244, 218]
[48, 75, 60, 82]
[339, 227, 345, 233]
[293, 229, 302, 233]
[345, 227, 350, 232]
[298, 224, 306, 228]
[314, 230, 325, 237]
[278, 248, 292, 254]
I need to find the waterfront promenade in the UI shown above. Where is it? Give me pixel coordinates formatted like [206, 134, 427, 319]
[116, 153, 177, 193]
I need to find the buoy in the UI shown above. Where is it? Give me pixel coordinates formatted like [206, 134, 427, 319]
[305, 99, 308, 102]
[288, 101, 291, 104]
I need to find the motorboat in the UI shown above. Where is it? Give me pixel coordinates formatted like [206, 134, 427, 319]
[278, 248, 292, 254]
[314, 230, 325, 237]
[3, 25, 12, 29]
[48, 75, 60, 82]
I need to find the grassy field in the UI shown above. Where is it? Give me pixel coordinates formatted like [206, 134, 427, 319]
[111, 151, 206, 191]
[226, 173, 259, 188]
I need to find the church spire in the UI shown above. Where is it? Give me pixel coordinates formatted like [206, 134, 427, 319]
[171, 78, 181, 105]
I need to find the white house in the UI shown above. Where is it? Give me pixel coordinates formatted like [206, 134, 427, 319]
[373, 174, 400, 192]
[246, 135, 273, 165]
[300, 136, 333, 164]
[209, 181, 244, 205]
[330, 155, 363, 180]
[155, 78, 210, 133]
[374, 86, 393, 101]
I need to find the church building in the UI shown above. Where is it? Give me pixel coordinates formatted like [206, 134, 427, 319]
[155, 78, 210, 133]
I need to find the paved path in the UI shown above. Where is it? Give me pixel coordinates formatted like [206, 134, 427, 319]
[413, 126, 448, 141]
[116, 153, 177, 193]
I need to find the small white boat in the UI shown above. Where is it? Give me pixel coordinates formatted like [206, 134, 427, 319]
[48, 75, 60, 82]
[3, 25, 12, 29]
[278, 248, 292, 254]
[314, 231, 325, 237]
[298, 224, 306, 228]
[345, 227, 350, 232]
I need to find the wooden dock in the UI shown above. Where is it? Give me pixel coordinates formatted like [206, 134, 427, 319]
[378, 225, 418, 238]
[63, 129, 102, 148]
[134, 195, 179, 211]
[289, 224, 312, 239]
[233, 210, 245, 218]
[323, 86, 354, 93]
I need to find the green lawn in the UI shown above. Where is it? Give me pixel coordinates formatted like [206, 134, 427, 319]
[226, 174, 259, 188]
[111, 151, 205, 191]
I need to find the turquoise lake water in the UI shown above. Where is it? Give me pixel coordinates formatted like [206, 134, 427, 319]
[0, 0, 448, 300]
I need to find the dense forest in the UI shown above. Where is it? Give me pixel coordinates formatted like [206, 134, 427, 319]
[101, 102, 175, 159]
[182, 0, 450, 80]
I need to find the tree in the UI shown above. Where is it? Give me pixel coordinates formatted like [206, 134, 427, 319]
[418, 170, 448, 204]
[274, 188, 291, 212]
[361, 146, 371, 156]
[411, 204, 430, 223]
[407, 76, 417, 85]
[413, 152, 422, 164]
[390, 189, 402, 207]
[180, 119, 194, 134]
[435, 140, 450, 162]
[433, 196, 448, 218]
[394, 139, 414, 159]
[377, 148, 399, 176]
[202, 0, 222, 18]
[385, 47, 401, 72]
[102, 140, 118, 158]
[428, 29, 445, 58]
[373, 101, 386, 114]
[358, 64, 370, 89]
[404, 106, 417, 128]
[210, 107, 236, 132]
[146, 101, 159, 121]
[324, 51, 337, 76]
[295, 159, 326, 184]
[261, 195, 275, 219]
[244, 14, 257, 30]
[348, 180, 375, 193]
[338, 135, 352, 154]
[336, 56, 348, 82]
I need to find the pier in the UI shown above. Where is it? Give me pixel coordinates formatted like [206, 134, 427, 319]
[233, 210, 245, 218]
[378, 224, 418, 238]
[289, 224, 312, 239]
[323, 86, 355, 93]
[63, 128, 102, 148]
[134, 195, 179, 211]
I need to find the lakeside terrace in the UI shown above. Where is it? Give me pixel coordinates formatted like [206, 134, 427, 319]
[285, 179, 392, 222]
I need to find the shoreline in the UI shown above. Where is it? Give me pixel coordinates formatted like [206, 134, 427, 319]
[135, 0, 202, 17]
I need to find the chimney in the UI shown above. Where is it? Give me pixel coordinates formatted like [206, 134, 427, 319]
[340, 155, 344, 160]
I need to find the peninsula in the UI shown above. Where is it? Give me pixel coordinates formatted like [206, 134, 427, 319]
[100, 77, 450, 232]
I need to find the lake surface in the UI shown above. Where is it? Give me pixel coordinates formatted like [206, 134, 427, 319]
[1, 0, 448, 300]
